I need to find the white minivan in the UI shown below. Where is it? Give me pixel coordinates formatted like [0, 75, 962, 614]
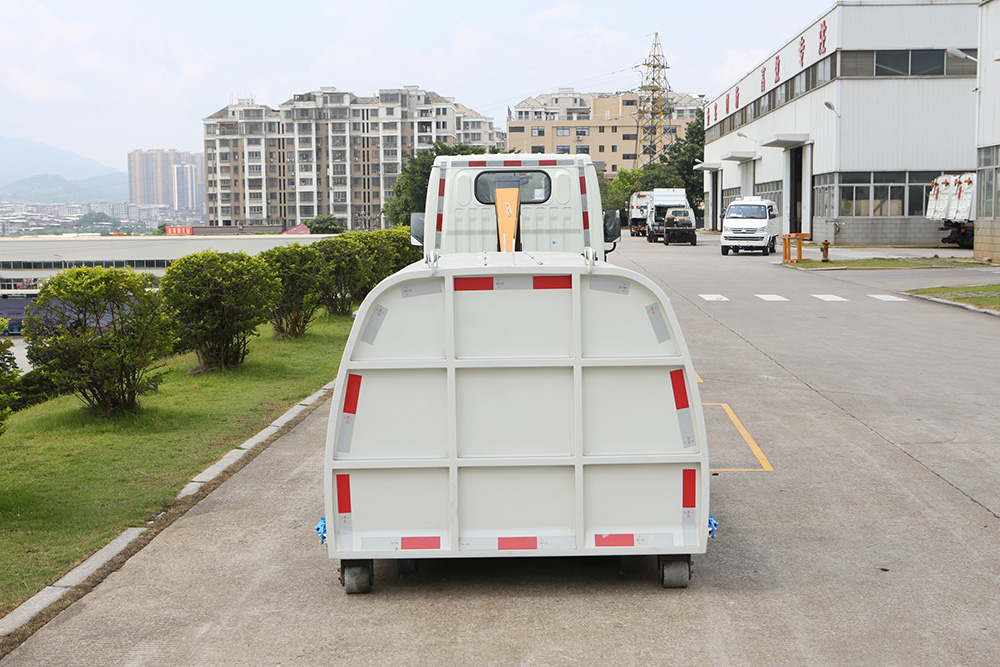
[720, 197, 780, 256]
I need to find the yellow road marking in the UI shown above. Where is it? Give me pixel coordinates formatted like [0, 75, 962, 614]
[703, 402, 774, 472]
[695, 371, 703, 383]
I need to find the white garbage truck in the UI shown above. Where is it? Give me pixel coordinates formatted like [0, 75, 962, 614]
[323, 154, 711, 592]
[646, 188, 697, 245]
[927, 173, 976, 249]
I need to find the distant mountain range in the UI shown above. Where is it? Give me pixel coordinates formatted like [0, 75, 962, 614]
[0, 173, 129, 204]
[0, 137, 128, 203]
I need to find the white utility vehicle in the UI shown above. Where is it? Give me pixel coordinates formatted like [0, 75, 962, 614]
[926, 173, 976, 249]
[629, 191, 651, 236]
[323, 155, 711, 593]
[720, 197, 780, 256]
[646, 188, 696, 245]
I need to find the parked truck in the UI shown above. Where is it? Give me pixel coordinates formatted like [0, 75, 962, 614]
[629, 191, 651, 236]
[323, 154, 711, 593]
[927, 173, 976, 249]
[646, 188, 697, 245]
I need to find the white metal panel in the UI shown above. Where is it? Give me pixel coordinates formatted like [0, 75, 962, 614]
[458, 467, 575, 535]
[979, 1, 1000, 148]
[456, 367, 575, 458]
[839, 2, 977, 51]
[839, 79, 976, 170]
[580, 275, 680, 357]
[351, 278, 446, 360]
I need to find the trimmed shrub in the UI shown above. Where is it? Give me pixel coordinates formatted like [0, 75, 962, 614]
[259, 243, 323, 339]
[160, 251, 279, 372]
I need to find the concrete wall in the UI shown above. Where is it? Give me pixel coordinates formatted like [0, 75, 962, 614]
[816, 216, 948, 246]
[975, 219, 1000, 260]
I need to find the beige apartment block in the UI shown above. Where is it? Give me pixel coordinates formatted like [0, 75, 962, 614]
[202, 87, 502, 231]
[506, 88, 704, 174]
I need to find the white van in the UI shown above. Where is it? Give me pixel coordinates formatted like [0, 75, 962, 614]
[720, 197, 780, 256]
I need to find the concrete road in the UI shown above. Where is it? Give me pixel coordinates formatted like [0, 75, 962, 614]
[3, 235, 999, 666]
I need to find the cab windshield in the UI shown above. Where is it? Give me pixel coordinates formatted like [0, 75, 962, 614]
[726, 204, 767, 219]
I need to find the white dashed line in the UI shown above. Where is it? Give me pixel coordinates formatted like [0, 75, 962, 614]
[869, 295, 907, 301]
[699, 294, 729, 301]
[812, 294, 848, 301]
[755, 294, 788, 301]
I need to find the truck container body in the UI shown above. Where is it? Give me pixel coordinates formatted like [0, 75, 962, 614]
[324, 155, 709, 591]
[645, 189, 696, 245]
[629, 191, 651, 236]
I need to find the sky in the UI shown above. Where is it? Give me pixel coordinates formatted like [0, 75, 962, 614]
[0, 0, 838, 171]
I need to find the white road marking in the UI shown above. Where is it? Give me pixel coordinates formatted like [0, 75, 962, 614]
[699, 294, 729, 301]
[812, 294, 848, 301]
[755, 294, 788, 301]
[869, 295, 907, 301]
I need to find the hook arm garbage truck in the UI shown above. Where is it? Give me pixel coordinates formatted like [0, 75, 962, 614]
[323, 154, 710, 593]
[927, 173, 976, 249]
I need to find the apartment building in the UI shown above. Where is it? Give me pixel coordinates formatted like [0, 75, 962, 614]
[202, 86, 502, 231]
[127, 149, 205, 209]
[506, 88, 704, 174]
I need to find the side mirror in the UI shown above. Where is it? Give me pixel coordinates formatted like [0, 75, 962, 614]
[602, 209, 621, 243]
[409, 213, 425, 246]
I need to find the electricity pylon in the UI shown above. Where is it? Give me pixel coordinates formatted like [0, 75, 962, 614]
[637, 33, 674, 166]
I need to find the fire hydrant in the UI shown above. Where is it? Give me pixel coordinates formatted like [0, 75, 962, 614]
[821, 240, 830, 262]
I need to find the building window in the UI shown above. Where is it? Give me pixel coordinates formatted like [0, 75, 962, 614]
[598, 145, 605, 153]
[622, 133, 637, 141]
[622, 153, 637, 160]
[875, 51, 910, 76]
[576, 127, 589, 136]
[556, 146, 570, 154]
[531, 126, 545, 137]
[623, 99, 637, 106]
[556, 127, 570, 136]
[531, 145, 545, 153]
[575, 146, 590, 154]
[509, 126, 525, 133]
[978, 146, 998, 218]
[754, 180, 784, 215]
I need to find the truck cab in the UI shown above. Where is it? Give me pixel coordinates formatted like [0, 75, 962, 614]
[720, 196, 780, 256]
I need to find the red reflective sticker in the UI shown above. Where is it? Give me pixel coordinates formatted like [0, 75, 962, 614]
[670, 369, 689, 410]
[595, 534, 634, 547]
[683, 469, 696, 508]
[454, 276, 494, 291]
[336, 474, 351, 514]
[533, 275, 571, 290]
[499, 536, 538, 550]
[343, 374, 362, 414]
[401, 536, 441, 550]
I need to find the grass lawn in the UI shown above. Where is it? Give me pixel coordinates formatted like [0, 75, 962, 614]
[793, 257, 980, 270]
[0, 314, 352, 617]
[906, 284, 1000, 312]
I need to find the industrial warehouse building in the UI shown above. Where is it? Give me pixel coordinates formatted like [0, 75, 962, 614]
[699, 0, 980, 245]
[974, 0, 1000, 259]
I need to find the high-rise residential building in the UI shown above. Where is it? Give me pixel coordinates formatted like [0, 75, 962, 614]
[128, 149, 205, 214]
[202, 86, 502, 231]
[172, 163, 204, 212]
[505, 88, 705, 174]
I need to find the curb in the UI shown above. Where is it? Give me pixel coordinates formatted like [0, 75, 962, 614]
[0, 384, 336, 639]
[905, 293, 1000, 318]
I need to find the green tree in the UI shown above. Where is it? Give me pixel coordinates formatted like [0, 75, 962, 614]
[382, 141, 507, 226]
[602, 168, 644, 213]
[259, 244, 323, 339]
[160, 251, 279, 372]
[665, 108, 707, 211]
[23, 268, 176, 417]
[637, 162, 685, 192]
[79, 211, 118, 224]
[303, 215, 345, 235]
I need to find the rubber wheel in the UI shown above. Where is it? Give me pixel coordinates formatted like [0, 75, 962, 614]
[721, 246, 729, 256]
[733, 248, 740, 254]
[344, 563, 373, 594]
[663, 234, 670, 246]
[396, 559, 419, 578]
[762, 244, 770, 256]
[769, 237, 776, 253]
[646, 232, 654, 243]
[690, 233, 697, 246]
[660, 559, 691, 588]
